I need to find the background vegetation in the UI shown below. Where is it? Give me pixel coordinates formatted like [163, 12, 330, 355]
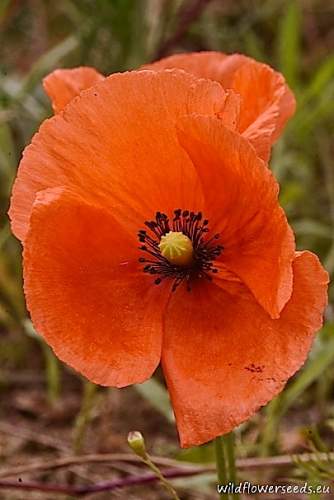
[0, 0, 333, 498]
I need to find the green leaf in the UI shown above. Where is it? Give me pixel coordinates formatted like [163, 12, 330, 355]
[282, 329, 334, 413]
[177, 442, 215, 464]
[135, 377, 174, 423]
[18, 35, 79, 98]
[300, 55, 334, 107]
[277, 0, 301, 89]
[0, 122, 16, 179]
[291, 83, 334, 140]
[292, 219, 332, 239]
[261, 328, 334, 454]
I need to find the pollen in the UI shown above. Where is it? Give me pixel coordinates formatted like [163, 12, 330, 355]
[159, 231, 194, 266]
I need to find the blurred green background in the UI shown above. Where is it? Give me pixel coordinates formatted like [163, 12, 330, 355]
[0, 0, 333, 498]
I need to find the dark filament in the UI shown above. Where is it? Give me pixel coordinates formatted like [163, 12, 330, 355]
[138, 210, 223, 291]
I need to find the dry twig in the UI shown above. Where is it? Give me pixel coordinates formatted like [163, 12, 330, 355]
[0, 451, 333, 496]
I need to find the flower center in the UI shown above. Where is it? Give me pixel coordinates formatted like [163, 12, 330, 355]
[159, 231, 194, 266]
[138, 209, 223, 291]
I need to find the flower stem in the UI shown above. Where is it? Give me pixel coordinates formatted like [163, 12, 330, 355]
[215, 432, 239, 499]
[142, 455, 181, 500]
[225, 432, 239, 499]
[128, 431, 180, 500]
[214, 435, 228, 497]
[42, 343, 61, 405]
[73, 381, 98, 454]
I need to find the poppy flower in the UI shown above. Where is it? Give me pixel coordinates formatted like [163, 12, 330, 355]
[10, 66, 328, 448]
[43, 52, 296, 162]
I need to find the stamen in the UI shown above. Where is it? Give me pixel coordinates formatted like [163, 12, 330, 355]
[138, 210, 223, 291]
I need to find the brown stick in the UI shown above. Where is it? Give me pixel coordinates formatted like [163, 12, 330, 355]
[0, 452, 333, 496]
[155, 0, 214, 59]
[0, 453, 186, 479]
[0, 467, 208, 496]
[1, 451, 334, 479]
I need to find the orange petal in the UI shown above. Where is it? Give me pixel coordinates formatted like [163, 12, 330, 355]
[144, 52, 246, 87]
[177, 114, 295, 318]
[10, 69, 227, 243]
[146, 52, 295, 160]
[43, 67, 104, 113]
[216, 90, 241, 131]
[24, 187, 170, 386]
[231, 60, 296, 161]
[162, 251, 328, 448]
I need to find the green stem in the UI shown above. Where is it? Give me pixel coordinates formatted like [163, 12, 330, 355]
[42, 344, 61, 405]
[73, 381, 98, 454]
[127, 431, 180, 500]
[142, 456, 181, 500]
[215, 433, 239, 499]
[225, 432, 239, 499]
[215, 436, 228, 498]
